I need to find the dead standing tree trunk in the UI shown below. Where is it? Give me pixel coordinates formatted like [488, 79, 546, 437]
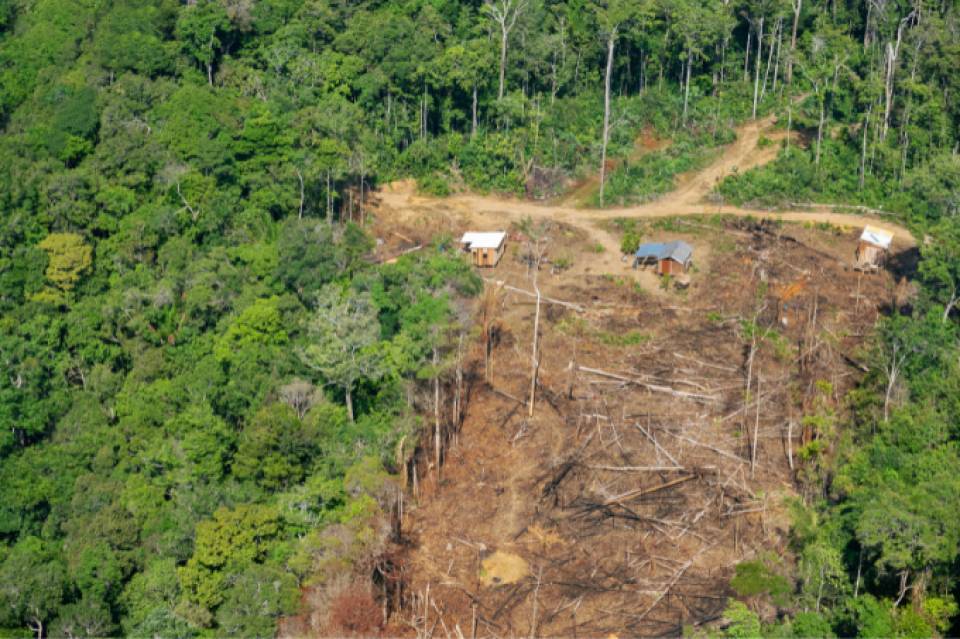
[529, 275, 542, 417]
[761, 17, 781, 101]
[453, 333, 465, 432]
[296, 169, 305, 219]
[682, 46, 693, 124]
[751, 370, 761, 478]
[786, 0, 802, 84]
[433, 346, 442, 484]
[520, 219, 550, 418]
[752, 15, 764, 119]
[484, 0, 529, 101]
[881, 11, 915, 141]
[599, 28, 617, 206]
[882, 339, 907, 422]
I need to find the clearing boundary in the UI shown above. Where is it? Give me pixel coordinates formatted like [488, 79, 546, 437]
[376, 113, 914, 254]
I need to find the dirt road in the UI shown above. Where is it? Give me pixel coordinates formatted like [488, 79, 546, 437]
[376, 113, 914, 250]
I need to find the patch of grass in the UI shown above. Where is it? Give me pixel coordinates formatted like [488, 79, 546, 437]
[557, 316, 649, 347]
[740, 318, 793, 361]
[651, 217, 687, 233]
[595, 329, 650, 346]
[551, 256, 572, 272]
[706, 213, 732, 228]
[714, 236, 737, 254]
[600, 273, 633, 288]
[767, 330, 793, 361]
[591, 242, 606, 253]
[555, 316, 589, 336]
[594, 129, 734, 207]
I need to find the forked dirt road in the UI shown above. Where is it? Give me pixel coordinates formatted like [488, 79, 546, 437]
[376, 113, 914, 252]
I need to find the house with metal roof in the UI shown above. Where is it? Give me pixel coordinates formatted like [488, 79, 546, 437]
[633, 240, 693, 275]
[460, 231, 507, 267]
[855, 225, 893, 271]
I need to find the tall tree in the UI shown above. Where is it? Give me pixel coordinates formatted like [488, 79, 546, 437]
[300, 286, 383, 422]
[175, 1, 231, 86]
[0, 537, 66, 639]
[785, 0, 802, 84]
[919, 220, 960, 323]
[669, 0, 726, 123]
[484, 0, 530, 100]
[595, 0, 647, 206]
[796, 19, 853, 167]
[880, 7, 918, 141]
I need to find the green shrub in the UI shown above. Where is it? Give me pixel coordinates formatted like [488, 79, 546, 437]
[620, 230, 642, 255]
[730, 560, 791, 606]
[595, 131, 730, 206]
[551, 256, 572, 272]
[416, 173, 452, 197]
[595, 329, 649, 346]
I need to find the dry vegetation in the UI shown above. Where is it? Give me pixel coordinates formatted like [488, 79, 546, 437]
[370, 209, 914, 638]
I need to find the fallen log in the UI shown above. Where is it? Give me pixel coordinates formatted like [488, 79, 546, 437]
[659, 429, 748, 464]
[602, 474, 696, 506]
[588, 464, 717, 473]
[632, 560, 693, 623]
[635, 423, 681, 466]
[673, 352, 738, 373]
[488, 385, 525, 405]
[483, 278, 585, 312]
[391, 230, 417, 243]
[589, 465, 687, 472]
[577, 365, 721, 403]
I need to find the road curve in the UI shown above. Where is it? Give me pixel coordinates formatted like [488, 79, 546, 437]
[377, 114, 915, 248]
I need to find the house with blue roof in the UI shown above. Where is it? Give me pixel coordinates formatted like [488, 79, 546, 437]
[633, 240, 693, 276]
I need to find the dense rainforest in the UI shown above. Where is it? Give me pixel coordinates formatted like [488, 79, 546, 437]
[0, 0, 959, 637]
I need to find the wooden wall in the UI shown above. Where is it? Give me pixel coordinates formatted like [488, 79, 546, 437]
[658, 259, 686, 275]
[471, 244, 505, 267]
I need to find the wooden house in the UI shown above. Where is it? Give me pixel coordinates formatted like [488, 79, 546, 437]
[633, 240, 693, 276]
[855, 226, 893, 270]
[460, 231, 507, 267]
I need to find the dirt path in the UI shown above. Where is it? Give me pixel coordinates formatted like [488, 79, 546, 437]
[376, 114, 913, 249]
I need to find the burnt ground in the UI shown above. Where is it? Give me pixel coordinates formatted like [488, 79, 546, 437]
[377, 215, 910, 638]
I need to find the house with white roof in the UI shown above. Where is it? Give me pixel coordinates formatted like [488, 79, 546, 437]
[460, 231, 507, 267]
[855, 225, 894, 270]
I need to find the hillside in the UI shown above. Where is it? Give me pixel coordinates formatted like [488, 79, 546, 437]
[393, 217, 909, 638]
[349, 154, 918, 636]
[0, 1, 959, 638]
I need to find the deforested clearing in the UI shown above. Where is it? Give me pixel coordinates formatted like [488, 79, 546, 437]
[366, 195, 914, 636]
